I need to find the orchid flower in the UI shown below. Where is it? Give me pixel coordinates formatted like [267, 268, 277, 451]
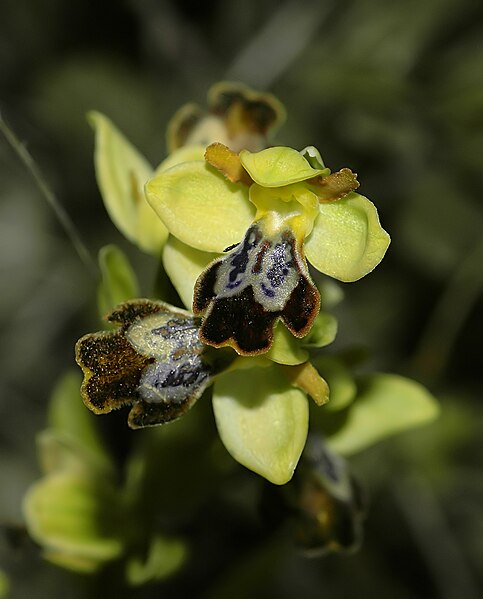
[145, 143, 390, 355]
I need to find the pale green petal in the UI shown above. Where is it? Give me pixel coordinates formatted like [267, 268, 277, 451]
[302, 311, 338, 348]
[240, 146, 328, 187]
[154, 144, 206, 175]
[89, 111, 149, 243]
[305, 192, 390, 282]
[126, 535, 186, 586]
[23, 473, 124, 571]
[135, 198, 169, 256]
[162, 235, 220, 309]
[318, 278, 345, 308]
[89, 111, 168, 255]
[43, 370, 113, 479]
[37, 430, 114, 481]
[48, 370, 108, 461]
[97, 245, 140, 318]
[146, 161, 254, 252]
[327, 374, 440, 455]
[213, 366, 309, 484]
[266, 322, 308, 365]
[42, 551, 104, 574]
[300, 146, 326, 169]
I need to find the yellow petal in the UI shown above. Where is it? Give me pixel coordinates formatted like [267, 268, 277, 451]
[135, 195, 169, 256]
[162, 235, 220, 309]
[213, 366, 309, 485]
[89, 111, 167, 255]
[300, 145, 326, 169]
[305, 192, 390, 282]
[23, 473, 123, 570]
[153, 144, 206, 175]
[266, 323, 309, 365]
[240, 146, 328, 187]
[327, 374, 440, 455]
[145, 161, 254, 252]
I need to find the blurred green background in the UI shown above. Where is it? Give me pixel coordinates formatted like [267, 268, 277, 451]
[1, 0, 482, 597]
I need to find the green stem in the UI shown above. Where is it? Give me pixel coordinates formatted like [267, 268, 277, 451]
[0, 113, 97, 278]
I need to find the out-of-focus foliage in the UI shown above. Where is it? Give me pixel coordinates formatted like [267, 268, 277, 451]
[1, 0, 482, 597]
[23, 372, 186, 580]
[97, 244, 140, 318]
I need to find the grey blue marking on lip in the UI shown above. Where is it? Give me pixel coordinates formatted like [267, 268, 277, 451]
[75, 300, 214, 428]
[226, 225, 262, 290]
[193, 221, 320, 355]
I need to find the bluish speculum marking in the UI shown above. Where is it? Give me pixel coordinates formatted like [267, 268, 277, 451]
[261, 283, 275, 298]
[213, 221, 302, 312]
[139, 356, 211, 404]
[226, 225, 262, 290]
[125, 311, 212, 404]
[152, 318, 196, 340]
[127, 313, 204, 358]
[76, 300, 215, 427]
[193, 211, 321, 354]
[265, 236, 293, 289]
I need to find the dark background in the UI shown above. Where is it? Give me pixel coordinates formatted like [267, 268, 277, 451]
[1, 0, 482, 597]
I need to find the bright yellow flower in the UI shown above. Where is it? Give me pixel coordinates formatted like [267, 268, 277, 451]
[146, 143, 390, 355]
